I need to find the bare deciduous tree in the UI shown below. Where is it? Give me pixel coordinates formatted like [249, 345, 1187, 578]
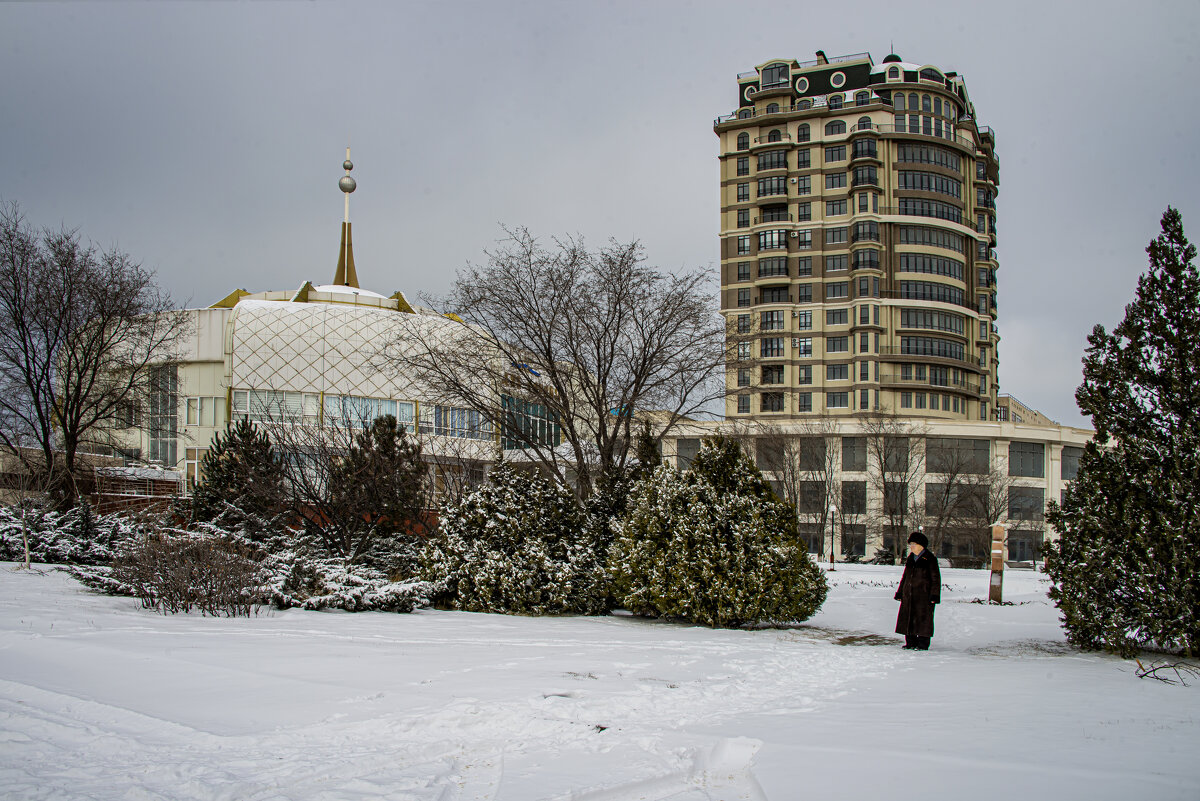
[0, 203, 189, 507]
[381, 228, 727, 501]
[862, 412, 927, 562]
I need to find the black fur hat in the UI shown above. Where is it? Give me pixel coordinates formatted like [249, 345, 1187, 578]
[907, 531, 929, 548]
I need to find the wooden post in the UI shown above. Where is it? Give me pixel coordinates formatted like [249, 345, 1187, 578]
[988, 523, 1006, 604]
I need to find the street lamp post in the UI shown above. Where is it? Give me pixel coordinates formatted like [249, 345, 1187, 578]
[828, 504, 837, 572]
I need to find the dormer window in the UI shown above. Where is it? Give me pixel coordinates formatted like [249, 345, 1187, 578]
[888, 66, 900, 80]
[763, 62, 789, 88]
[920, 67, 943, 83]
[766, 103, 780, 114]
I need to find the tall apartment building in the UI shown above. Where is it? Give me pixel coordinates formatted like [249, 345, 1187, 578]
[716, 52, 1000, 421]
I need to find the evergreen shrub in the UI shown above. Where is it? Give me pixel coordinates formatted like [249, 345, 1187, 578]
[609, 436, 828, 627]
[423, 462, 609, 615]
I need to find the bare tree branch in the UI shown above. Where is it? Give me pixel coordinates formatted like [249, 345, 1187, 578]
[378, 228, 728, 500]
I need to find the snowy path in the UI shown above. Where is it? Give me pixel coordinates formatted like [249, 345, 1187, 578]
[1, 564, 1197, 800]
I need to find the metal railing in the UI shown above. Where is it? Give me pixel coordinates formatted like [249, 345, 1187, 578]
[879, 344, 976, 367]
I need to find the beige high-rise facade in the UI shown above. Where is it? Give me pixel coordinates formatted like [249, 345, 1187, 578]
[716, 52, 1000, 421]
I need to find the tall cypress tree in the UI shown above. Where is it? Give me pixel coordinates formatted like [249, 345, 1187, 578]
[1046, 207, 1200, 657]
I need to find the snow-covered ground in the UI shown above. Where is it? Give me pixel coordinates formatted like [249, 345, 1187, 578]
[1, 563, 1197, 801]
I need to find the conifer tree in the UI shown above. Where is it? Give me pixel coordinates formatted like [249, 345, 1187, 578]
[610, 436, 827, 627]
[191, 420, 284, 527]
[422, 462, 607, 615]
[1046, 207, 1200, 657]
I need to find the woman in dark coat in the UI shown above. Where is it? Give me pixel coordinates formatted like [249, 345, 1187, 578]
[895, 531, 940, 650]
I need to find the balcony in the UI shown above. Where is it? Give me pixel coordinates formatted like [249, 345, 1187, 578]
[879, 371, 980, 395]
[857, 123, 978, 152]
[879, 346, 981, 370]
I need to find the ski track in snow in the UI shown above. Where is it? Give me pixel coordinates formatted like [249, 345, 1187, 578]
[1, 565, 1198, 800]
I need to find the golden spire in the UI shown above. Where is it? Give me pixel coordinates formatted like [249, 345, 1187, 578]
[334, 147, 359, 288]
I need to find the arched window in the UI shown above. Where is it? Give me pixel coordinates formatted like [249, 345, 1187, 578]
[909, 92, 918, 109]
[763, 62, 789, 87]
[829, 95, 843, 110]
[796, 123, 810, 142]
[922, 94, 931, 112]
[920, 67, 943, 83]
[767, 129, 782, 142]
[737, 132, 749, 151]
[894, 94, 906, 111]
[825, 120, 846, 136]
[766, 103, 780, 114]
[738, 108, 752, 119]
[856, 91, 870, 106]
[797, 99, 812, 110]
[934, 97, 942, 116]
[888, 66, 899, 80]
[857, 116, 872, 130]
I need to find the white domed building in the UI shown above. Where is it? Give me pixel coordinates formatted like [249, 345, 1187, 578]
[114, 154, 496, 494]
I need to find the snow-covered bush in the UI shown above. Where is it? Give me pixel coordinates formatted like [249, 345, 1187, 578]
[69, 508, 432, 615]
[422, 462, 608, 615]
[0, 501, 142, 565]
[95, 533, 265, 616]
[609, 437, 828, 627]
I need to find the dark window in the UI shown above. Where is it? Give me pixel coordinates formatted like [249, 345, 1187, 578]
[737, 183, 749, 202]
[1009, 486, 1045, 521]
[757, 149, 788, 171]
[757, 176, 788, 197]
[900, 335, 965, 361]
[737, 368, 750, 387]
[761, 310, 785, 330]
[827, 363, 849, 380]
[737, 132, 749, 151]
[826, 391, 849, 408]
[826, 335, 849, 353]
[851, 221, 880, 243]
[762, 364, 784, 384]
[737, 209, 749, 228]
[852, 140, 877, 160]
[842, 437, 866, 472]
[736, 156, 749, 176]
[899, 281, 965, 307]
[763, 62, 789, 87]
[898, 253, 964, 281]
[897, 198, 963, 225]
[855, 92, 870, 107]
[758, 256, 788, 277]
[762, 286, 789, 303]
[825, 254, 848, 272]
[797, 124, 810, 142]
[1009, 442, 1045, 478]
[761, 337, 785, 357]
[767, 128, 782, 141]
[825, 120, 846, 135]
[797, 392, 812, 412]
[841, 480, 867, 514]
[737, 395, 750, 414]
[761, 392, 785, 411]
[853, 249, 880, 270]
[825, 145, 846, 162]
[796, 284, 812, 303]
[898, 170, 962, 199]
[737, 261, 751, 282]
[826, 173, 847, 190]
[677, 438, 700, 469]
[1061, 446, 1083, 480]
[927, 437, 990, 474]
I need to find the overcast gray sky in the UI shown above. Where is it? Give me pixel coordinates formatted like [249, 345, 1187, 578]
[3, 0, 1197, 429]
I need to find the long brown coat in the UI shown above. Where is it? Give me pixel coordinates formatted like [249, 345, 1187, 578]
[895, 549, 941, 638]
